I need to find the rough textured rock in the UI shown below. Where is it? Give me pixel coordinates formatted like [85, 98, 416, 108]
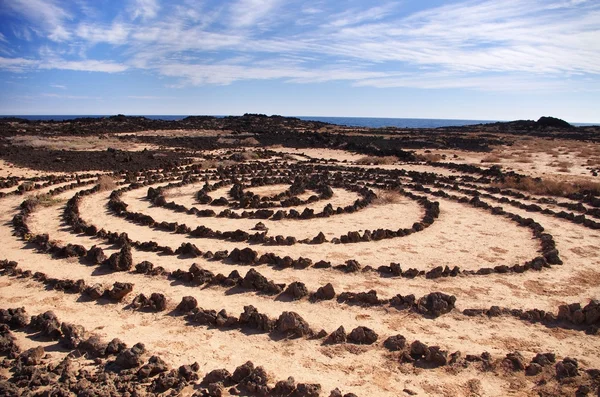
[115, 342, 146, 369]
[383, 335, 407, 351]
[415, 292, 456, 317]
[323, 326, 346, 345]
[276, 312, 312, 337]
[176, 296, 198, 313]
[311, 283, 336, 301]
[107, 282, 134, 301]
[347, 326, 378, 345]
[284, 282, 308, 300]
[60, 322, 86, 348]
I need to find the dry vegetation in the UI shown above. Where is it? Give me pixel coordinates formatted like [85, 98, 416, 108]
[355, 155, 398, 165]
[97, 175, 117, 191]
[494, 176, 600, 196]
[417, 153, 445, 162]
[481, 154, 502, 163]
[372, 190, 405, 205]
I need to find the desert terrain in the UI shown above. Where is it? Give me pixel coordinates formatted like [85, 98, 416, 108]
[1, 114, 599, 396]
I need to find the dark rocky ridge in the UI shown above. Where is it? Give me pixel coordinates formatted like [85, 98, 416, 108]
[2, 114, 597, 172]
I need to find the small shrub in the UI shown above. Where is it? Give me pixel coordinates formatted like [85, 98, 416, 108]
[373, 191, 404, 205]
[494, 176, 600, 197]
[418, 153, 444, 162]
[231, 151, 258, 162]
[29, 194, 63, 207]
[355, 155, 397, 165]
[97, 175, 117, 191]
[240, 137, 260, 146]
[515, 155, 533, 163]
[481, 154, 501, 163]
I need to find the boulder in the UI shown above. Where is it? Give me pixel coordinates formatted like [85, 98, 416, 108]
[323, 326, 346, 345]
[115, 342, 146, 369]
[311, 283, 335, 301]
[176, 296, 198, 313]
[285, 282, 309, 300]
[383, 335, 406, 351]
[347, 326, 378, 345]
[276, 312, 312, 337]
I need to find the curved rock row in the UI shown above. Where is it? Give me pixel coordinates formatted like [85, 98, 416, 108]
[3, 181, 596, 354]
[431, 178, 600, 229]
[0, 282, 517, 397]
[9, 177, 600, 350]
[2, 272, 600, 397]
[167, 182, 363, 216]
[20, 185, 575, 322]
[3, 154, 600, 395]
[394, 182, 600, 308]
[125, 184, 422, 243]
[101, 183, 536, 272]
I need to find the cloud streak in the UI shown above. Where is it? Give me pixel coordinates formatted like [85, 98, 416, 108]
[0, 0, 598, 91]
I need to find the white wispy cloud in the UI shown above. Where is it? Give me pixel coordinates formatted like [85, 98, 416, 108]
[50, 84, 67, 89]
[327, 4, 396, 28]
[229, 0, 281, 28]
[0, 56, 38, 72]
[3, 0, 72, 41]
[127, 95, 176, 99]
[130, 0, 160, 20]
[41, 93, 102, 100]
[0, 0, 598, 92]
[40, 59, 128, 73]
[76, 22, 130, 45]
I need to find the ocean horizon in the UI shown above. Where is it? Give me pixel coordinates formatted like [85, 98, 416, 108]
[1, 115, 597, 128]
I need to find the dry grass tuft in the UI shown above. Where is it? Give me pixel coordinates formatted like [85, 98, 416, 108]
[481, 154, 502, 163]
[417, 153, 444, 162]
[515, 155, 533, 163]
[199, 159, 236, 169]
[373, 190, 404, 205]
[239, 137, 260, 146]
[231, 151, 259, 162]
[97, 175, 117, 191]
[27, 193, 64, 207]
[355, 155, 397, 165]
[494, 176, 600, 197]
[547, 160, 574, 173]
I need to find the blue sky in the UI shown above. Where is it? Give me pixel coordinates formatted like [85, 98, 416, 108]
[0, 0, 599, 122]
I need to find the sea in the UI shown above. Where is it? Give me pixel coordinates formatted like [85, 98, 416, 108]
[1, 115, 596, 128]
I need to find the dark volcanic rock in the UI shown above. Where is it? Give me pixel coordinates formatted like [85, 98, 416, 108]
[383, 334, 407, 351]
[276, 312, 312, 337]
[323, 326, 346, 345]
[415, 292, 456, 317]
[284, 282, 309, 300]
[347, 326, 378, 345]
[311, 283, 336, 301]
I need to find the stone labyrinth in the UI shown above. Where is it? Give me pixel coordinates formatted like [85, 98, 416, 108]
[2, 147, 600, 396]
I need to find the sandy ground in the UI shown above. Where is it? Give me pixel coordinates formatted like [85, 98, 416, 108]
[1, 140, 600, 396]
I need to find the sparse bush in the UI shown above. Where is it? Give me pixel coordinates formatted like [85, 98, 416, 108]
[355, 155, 397, 165]
[515, 155, 533, 163]
[231, 151, 259, 162]
[494, 176, 600, 197]
[373, 191, 404, 205]
[199, 159, 236, 169]
[282, 154, 297, 161]
[417, 153, 444, 162]
[28, 194, 63, 207]
[240, 137, 260, 146]
[97, 175, 117, 191]
[481, 154, 501, 163]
